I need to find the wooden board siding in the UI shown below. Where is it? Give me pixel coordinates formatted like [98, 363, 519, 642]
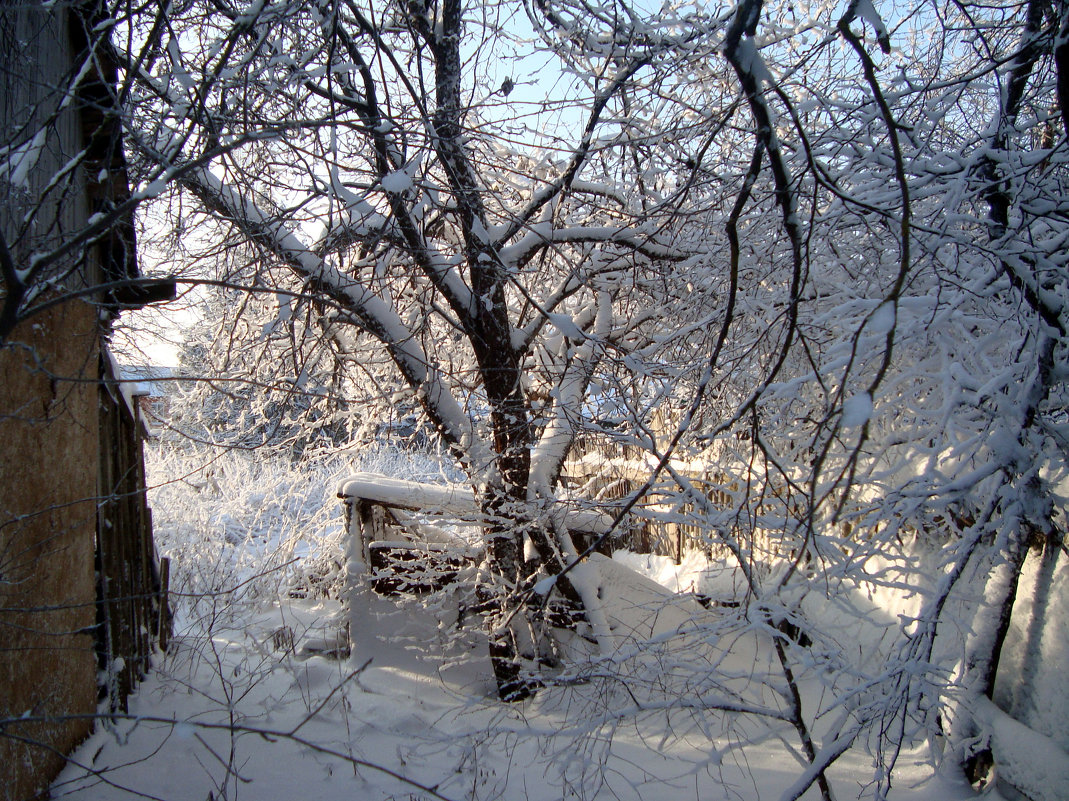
[96, 355, 169, 711]
[1, 7, 99, 798]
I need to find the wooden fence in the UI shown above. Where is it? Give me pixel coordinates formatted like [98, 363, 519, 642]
[563, 450, 738, 563]
[97, 355, 171, 710]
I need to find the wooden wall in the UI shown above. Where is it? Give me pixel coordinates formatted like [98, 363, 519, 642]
[0, 303, 101, 801]
[0, 4, 167, 799]
[1, 7, 98, 798]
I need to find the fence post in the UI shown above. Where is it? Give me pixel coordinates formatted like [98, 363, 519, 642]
[157, 556, 171, 651]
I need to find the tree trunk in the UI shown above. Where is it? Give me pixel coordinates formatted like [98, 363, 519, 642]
[961, 525, 1030, 785]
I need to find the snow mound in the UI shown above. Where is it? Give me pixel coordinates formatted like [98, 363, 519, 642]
[975, 696, 1069, 801]
[589, 552, 709, 641]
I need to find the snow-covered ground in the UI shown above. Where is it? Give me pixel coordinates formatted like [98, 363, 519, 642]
[53, 588, 983, 801]
[52, 446, 997, 801]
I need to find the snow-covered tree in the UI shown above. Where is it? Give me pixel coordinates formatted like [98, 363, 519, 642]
[116, 0, 718, 699]
[504, 0, 1069, 794]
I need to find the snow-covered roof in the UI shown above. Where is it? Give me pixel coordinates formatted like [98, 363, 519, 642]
[116, 364, 175, 398]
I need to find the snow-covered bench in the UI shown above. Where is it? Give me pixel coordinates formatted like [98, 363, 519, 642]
[337, 472, 614, 595]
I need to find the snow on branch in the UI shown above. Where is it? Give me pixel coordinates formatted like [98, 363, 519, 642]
[178, 165, 491, 472]
[498, 223, 688, 270]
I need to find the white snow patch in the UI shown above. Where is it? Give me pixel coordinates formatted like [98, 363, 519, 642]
[974, 696, 1069, 801]
[380, 170, 413, 193]
[2, 129, 47, 188]
[868, 301, 896, 335]
[841, 392, 873, 427]
[545, 312, 585, 340]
